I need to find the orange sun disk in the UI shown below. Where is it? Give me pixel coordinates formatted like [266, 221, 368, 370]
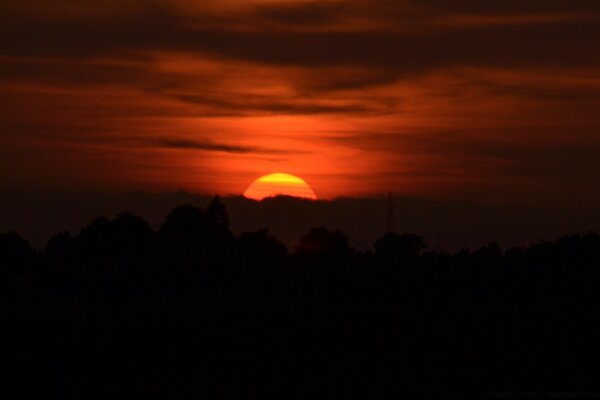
[243, 173, 317, 200]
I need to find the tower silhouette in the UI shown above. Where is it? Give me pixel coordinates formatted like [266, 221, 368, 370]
[386, 191, 395, 233]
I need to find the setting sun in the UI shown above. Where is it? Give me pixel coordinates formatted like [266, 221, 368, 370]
[243, 173, 317, 200]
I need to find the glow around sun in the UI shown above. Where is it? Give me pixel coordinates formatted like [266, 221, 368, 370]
[243, 173, 317, 201]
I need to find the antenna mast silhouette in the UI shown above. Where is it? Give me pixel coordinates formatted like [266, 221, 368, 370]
[386, 191, 395, 233]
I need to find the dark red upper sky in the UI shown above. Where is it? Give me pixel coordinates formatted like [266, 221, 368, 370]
[2, 0, 600, 206]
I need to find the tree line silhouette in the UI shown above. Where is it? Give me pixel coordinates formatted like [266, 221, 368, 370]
[3, 196, 600, 398]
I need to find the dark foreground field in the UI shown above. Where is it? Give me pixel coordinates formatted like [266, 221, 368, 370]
[4, 198, 600, 398]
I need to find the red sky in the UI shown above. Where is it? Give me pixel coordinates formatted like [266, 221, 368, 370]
[2, 0, 600, 205]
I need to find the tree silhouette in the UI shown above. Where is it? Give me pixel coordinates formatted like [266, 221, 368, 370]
[2, 200, 600, 398]
[295, 226, 353, 263]
[238, 229, 288, 267]
[206, 195, 230, 232]
[374, 232, 426, 264]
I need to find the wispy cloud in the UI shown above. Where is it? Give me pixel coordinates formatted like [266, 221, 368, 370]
[150, 138, 299, 155]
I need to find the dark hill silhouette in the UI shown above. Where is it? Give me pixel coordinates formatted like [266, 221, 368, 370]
[3, 197, 600, 398]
